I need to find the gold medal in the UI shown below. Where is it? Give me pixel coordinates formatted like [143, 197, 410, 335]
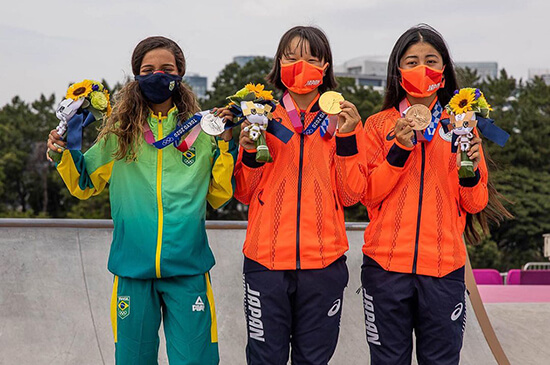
[319, 91, 345, 115]
[405, 104, 432, 131]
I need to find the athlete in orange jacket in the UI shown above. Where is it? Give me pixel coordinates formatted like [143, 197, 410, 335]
[234, 26, 365, 365]
[361, 104, 488, 278]
[357, 25, 496, 365]
[234, 92, 364, 271]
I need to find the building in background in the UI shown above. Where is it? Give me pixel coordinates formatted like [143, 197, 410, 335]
[528, 69, 550, 85]
[455, 62, 498, 80]
[334, 56, 387, 90]
[184, 74, 207, 99]
[335, 56, 499, 89]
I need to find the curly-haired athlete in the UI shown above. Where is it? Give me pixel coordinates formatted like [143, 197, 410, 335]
[47, 36, 237, 364]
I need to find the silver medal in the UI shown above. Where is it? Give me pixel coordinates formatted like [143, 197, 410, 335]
[200, 113, 226, 136]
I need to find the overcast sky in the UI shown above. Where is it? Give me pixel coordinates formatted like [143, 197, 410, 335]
[1, 0, 548, 107]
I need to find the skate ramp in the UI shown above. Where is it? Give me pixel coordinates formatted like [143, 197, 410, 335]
[0, 220, 549, 364]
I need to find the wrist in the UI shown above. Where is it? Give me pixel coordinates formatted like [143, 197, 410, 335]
[242, 149, 264, 168]
[338, 120, 360, 135]
[338, 125, 354, 134]
[395, 138, 414, 151]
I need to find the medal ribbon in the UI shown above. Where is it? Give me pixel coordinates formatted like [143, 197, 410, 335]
[303, 109, 328, 135]
[66, 108, 97, 150]
[282, 91, 304, 133]
[143, 111, 206, 152]
[441, 115, 510, 153]
[319, 114, 338, 139]
[282, 91, 327, 136]
[399, 98, 442, 143]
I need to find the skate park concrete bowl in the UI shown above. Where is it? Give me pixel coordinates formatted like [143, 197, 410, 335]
[0, 219, 549, 364]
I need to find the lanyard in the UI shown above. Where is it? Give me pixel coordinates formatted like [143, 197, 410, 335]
[143, 111, 206, 152]
[282, 91, 327, 136]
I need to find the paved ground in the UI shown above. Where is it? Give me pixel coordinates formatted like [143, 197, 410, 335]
[1, 226, 549, 364]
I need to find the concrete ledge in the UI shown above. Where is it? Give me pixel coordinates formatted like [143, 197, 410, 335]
[1, 222, 548, 364]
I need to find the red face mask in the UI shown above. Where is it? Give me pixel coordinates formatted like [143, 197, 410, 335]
[280, 60, 327, 94]
[399, 65, 445, 98]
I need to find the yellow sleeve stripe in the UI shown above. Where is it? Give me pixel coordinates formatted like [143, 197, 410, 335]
[56, 150, 113, 200]
[207, 140, 235, 209]
[205, 272, 218, 343]
[110, 275, 119, 343]
[90, 161, 114, 193]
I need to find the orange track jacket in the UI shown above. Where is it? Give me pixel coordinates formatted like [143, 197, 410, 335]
[234, 95, 367, 270]
[357, 106, 489, 277]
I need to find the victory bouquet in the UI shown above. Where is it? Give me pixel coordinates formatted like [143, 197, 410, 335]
[445, 88, 508, 178]
[227, 83, 277, 163]
[48, 79, 112, 162]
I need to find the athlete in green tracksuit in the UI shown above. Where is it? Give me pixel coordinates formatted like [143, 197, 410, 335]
[48, 36, 237, 364]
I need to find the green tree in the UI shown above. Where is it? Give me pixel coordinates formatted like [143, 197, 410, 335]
[0, 95, 58, 215]
[201, 57, 274, 110]
[337, 77, 383, 122]
[456, 66, 481, 88]
[457, 70, 550, 270]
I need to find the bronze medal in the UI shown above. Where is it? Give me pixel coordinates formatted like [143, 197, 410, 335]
[405, 104, 432, 131]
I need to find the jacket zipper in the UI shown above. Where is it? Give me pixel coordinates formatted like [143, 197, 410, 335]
[412, 143, 425, 274]
[296, 112, 305, 270]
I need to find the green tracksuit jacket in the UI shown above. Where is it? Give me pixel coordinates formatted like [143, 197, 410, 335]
[56, 107, 237, 279]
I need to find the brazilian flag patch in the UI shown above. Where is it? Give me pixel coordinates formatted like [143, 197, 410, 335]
[182, 147, 196, 166]
[117, 296, 130, 319]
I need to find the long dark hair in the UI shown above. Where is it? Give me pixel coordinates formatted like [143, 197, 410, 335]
[98, 36, 199, 160]
[464, 156, 513, 245]
[384, 24, 512, 244]
[382, 24, 458, 111]
[267, 26, 338, 93]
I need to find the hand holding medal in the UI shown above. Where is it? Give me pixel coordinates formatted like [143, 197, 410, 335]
[202, 107, 234, 141]
[319, 91, 361, 135]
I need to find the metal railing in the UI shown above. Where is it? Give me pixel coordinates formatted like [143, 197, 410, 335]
[0, 218, 368, 231]
[523, 262, 550, 270]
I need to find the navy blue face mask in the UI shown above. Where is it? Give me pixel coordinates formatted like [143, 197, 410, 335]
[135, 71, 182, 104]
